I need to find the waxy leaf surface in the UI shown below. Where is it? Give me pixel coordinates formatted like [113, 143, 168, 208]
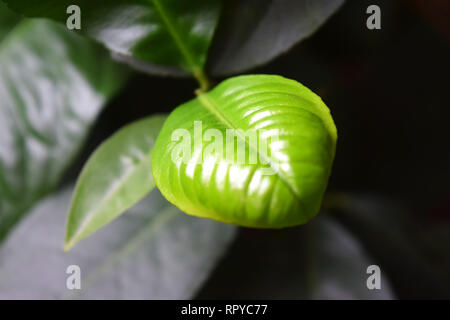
[152, 75, 337, 228]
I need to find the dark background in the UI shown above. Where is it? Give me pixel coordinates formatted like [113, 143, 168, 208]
[64, 0, 450, 299]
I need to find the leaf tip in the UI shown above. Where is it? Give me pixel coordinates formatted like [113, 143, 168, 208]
[63, 240, 74, 252]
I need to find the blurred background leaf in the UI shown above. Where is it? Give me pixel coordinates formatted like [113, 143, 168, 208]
[0, 9, 127, 242]
[2, 0, 222, 76]
[207, 0, 345, 76]
[197, 214, 394, 299]
[312, 216, 394, 299]
[0, 187, 236, 299]
[330, 194, 450, 299]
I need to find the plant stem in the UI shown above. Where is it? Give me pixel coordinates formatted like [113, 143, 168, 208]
[193, 67, 211, 92]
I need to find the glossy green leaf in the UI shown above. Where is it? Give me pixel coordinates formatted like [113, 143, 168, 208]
[101, 0, 345, 77]
[0, 187, 237, 299]
[152, 74, 337, 228]
[3, 0, 222, 75]
[65, 115, 167, 251]
[0, 18, 127, 241]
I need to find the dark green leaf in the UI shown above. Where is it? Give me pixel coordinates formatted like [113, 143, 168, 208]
[65, 115, 167, 251]
[3, 0, 222, 74]
[207, 0, 345, 75]
[0, 19, 127, 241]
[152, 75, 337, 228]
[0, 187, 236, 299]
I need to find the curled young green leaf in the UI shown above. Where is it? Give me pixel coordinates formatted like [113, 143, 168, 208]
[151, 74, 337, 228]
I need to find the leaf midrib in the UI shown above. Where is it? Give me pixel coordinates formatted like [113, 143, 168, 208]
[150, 0, 198, 70]
[65, 152, 153, 251]
[196, 92, 304, 206]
